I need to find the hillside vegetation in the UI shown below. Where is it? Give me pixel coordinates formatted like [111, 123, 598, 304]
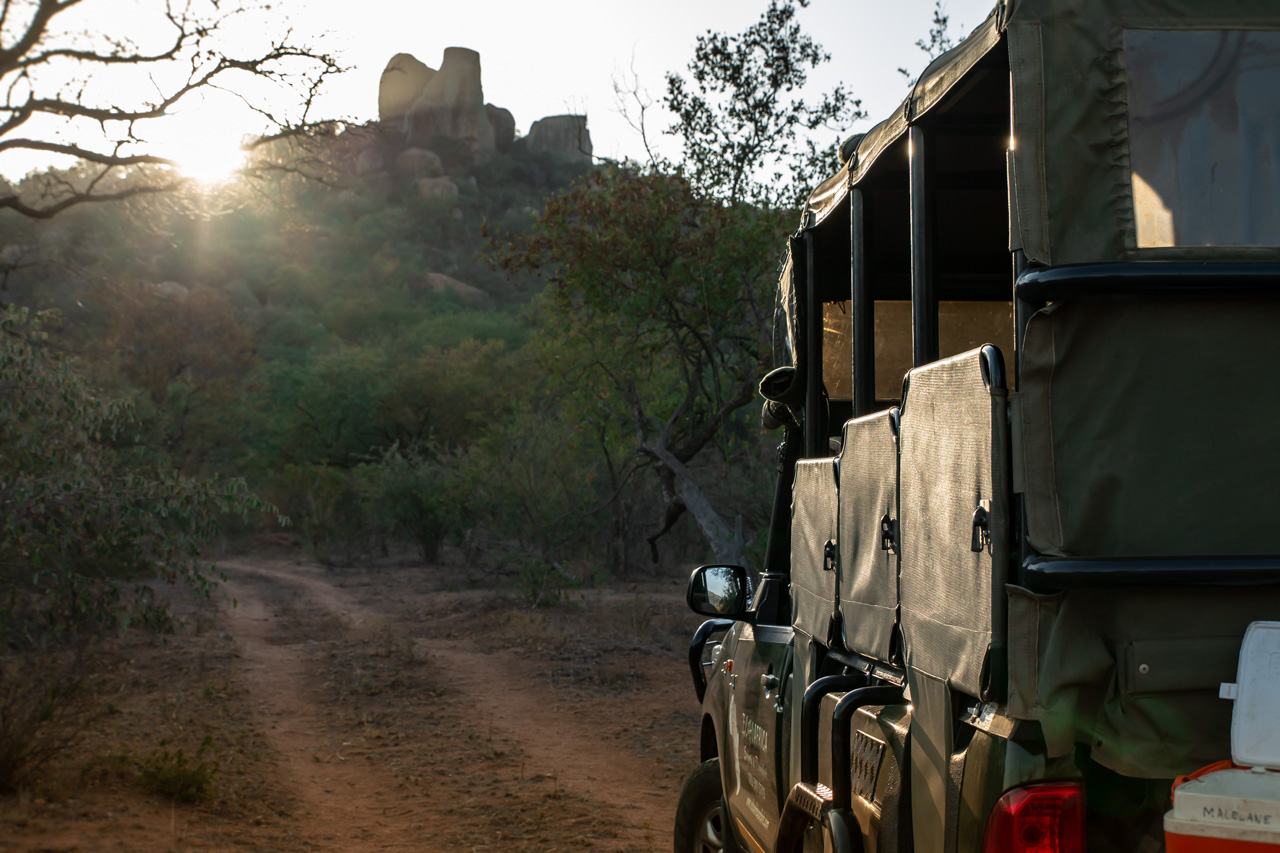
[0, 127, 780, 594]
[0, 0, 875, 798]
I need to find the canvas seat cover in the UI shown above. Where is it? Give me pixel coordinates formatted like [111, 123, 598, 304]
[898, 348, 1009, 700]
[791, 458, 840, 643]
[837, 410, 899, 664]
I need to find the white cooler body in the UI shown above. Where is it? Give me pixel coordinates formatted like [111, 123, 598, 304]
[1165, 769, 1280, 848]
[1165, 622, 1280, 851]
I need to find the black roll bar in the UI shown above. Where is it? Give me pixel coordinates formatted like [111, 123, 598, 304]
[909, 126, 938, 367]
[801, 674, 867, 784]
[1023, 556, 1280, 592]
[851, 187, 874, 418]
[803, 230, 825, 458]
[1015, 261, 1280, 302]
[830, 685, 905, 811]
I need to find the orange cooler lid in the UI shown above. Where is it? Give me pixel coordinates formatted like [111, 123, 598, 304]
[1166, 768, 1280, 845]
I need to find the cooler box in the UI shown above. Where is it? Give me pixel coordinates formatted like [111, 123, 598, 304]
[1166, 622, 1280, 852]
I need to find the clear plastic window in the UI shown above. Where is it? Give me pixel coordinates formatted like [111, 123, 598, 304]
[1126, 29, 1280, 248]
[822, 301, 853, 400]
[772, 257, 798, 368]
[875, 301, 913, 401]
[873, 301, 1014, 400]
[939, 300, 1014, 366]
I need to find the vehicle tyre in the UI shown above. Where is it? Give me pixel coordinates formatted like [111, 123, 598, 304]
[674, 758, 739, 853]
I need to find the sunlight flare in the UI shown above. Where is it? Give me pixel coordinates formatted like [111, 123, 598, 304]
[153, 102, 252, 185]
[172, 135, 248, 184]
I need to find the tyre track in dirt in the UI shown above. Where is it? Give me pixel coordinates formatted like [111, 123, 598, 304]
[219, 564, 432, 851]
[219, 559, 696, 852]
[426, 641, 681, 849]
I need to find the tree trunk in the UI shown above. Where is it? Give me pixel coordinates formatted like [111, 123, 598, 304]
[643, 443, 751, 571]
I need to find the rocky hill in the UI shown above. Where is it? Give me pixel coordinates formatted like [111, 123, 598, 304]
[376, 47, 592, 168]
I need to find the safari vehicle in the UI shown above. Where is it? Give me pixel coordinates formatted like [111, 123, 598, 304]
[673, 1, 1280, 852]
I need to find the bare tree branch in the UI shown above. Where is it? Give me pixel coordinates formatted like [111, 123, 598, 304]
[0, 137, 176, 165]
[0, 0, 345, 217]
[0, 179, 185, 218]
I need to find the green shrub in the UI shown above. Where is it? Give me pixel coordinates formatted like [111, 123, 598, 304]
[462, 404, 613, 574]
[512, 556, 582, 609]
[276, 462, 377, 566]
[0, 305, 280, 642]
[83, 736, 219, 803]
[355, 442, 467, 564]
[137, 736, 219, 803]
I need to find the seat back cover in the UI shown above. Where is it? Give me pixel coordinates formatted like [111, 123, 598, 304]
[837, 410, 900, 664]
[898, 347, 1010, 699]
[791, 457, 840, 643]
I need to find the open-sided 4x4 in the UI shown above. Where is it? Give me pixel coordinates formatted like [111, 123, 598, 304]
[674, 1, 1280, 851]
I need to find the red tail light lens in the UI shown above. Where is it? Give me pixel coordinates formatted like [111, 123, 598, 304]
[982, 784, 1085, 853]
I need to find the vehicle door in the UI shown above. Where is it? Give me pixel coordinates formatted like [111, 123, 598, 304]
[724, 622, 794, 849]
[728, 454, 837, 848]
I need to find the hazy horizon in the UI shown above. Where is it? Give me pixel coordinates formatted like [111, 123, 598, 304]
[301, 0, 996, 163]
[0, 0, 995, 182]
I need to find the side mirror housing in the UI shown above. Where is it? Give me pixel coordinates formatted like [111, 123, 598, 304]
[686, 564, 751, 620]
[759, 366, 803, 430]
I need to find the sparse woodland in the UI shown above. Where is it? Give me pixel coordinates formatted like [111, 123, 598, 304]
[0, 0, 941, 816]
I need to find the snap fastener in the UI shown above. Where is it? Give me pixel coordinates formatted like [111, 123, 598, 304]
[1138, 663, 1150, 675]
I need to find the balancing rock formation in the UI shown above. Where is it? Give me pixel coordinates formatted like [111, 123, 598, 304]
[378, 53, 434, 122]
[525, 115, 592, 163]
[376, 47, 591, 165]
[486, 105, 516, 154]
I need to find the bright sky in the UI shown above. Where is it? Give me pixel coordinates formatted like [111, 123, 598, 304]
[1, 0, 997, 182]
[300, 0, 997, 163]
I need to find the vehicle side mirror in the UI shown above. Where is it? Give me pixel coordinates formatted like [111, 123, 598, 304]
[759, 366, 804, 430]
[686, 565, 750, 619]
[759, 365, 802, 405]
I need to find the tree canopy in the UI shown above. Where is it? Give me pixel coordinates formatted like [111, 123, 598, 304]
[0, 0, 866, 588]
[500, 0, 857, 566]
[664, 0, 863, 207]
[498, 168, 780, 566]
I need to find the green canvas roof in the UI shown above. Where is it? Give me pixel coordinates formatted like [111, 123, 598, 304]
[805, 0, 1280, 265]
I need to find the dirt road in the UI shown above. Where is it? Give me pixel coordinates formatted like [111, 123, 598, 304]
[0, 556, 704, 852]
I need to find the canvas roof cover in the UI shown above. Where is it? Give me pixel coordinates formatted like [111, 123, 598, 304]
[801, 7, 1004, 230]
[802, 0, 1280, 265]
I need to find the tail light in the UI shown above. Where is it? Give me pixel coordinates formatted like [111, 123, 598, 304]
[982, 783, 1085, 853]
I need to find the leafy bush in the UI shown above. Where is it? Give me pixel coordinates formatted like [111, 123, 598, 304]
[82, 736, 220, 803]
[0, 305, 278, 640]
[461, 402, 614, 577]
[275, 462, 377, 566]
[355, 442, 467, 563]
[511, 556, 582, 609]
[137, 736, 219, 803]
